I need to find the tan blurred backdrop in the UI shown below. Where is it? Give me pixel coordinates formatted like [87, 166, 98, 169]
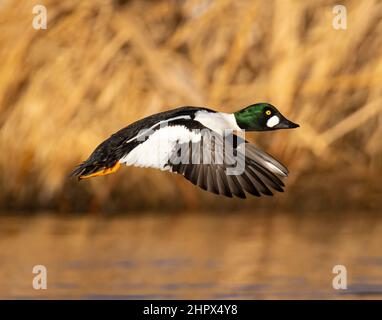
[0, 0, 381, 213]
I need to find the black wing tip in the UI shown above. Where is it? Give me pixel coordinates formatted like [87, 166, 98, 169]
[179, 167, 287, 199]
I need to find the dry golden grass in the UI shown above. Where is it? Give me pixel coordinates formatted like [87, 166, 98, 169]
[0, 0, 381, 212]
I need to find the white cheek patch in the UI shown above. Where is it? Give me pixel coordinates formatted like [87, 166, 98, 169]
[267, 115, 280, 128]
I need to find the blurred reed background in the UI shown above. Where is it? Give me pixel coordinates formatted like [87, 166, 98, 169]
[0, 0, 381, 213]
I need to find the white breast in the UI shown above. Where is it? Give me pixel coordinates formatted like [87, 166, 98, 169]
[119, 125, 201, 170]
[194, 111, 241, 134]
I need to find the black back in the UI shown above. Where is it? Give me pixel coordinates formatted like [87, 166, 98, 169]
[70, 106, 214, 177]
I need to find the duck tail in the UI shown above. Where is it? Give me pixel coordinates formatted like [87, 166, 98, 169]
[70, 160, 121, 180]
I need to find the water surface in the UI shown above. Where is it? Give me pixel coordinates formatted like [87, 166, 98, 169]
[0, 211, 381, 299]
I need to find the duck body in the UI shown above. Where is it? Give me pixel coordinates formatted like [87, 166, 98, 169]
[71, 103, 299, 198]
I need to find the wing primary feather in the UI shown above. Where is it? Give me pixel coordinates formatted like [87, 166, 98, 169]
[206, 166, 219, 195]
[236, 173, 261, 197]
[245, 167, 274, 196]
[226, 175, 246, 199]
[196, 165, 207, 190]
[244, 144, 288, 177]
[216, 167, 233, 197]
[247, 163, 284, 192]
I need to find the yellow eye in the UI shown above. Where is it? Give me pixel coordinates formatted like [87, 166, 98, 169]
[265, 110, 272, 116]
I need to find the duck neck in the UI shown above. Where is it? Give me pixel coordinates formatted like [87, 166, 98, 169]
[234, 109, 263, 131]
[194, 110, 241, 133]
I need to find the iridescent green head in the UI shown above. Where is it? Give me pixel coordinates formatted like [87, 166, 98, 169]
[234, 103, 299, 131]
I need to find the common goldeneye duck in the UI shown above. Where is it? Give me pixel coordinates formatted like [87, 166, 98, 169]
[70, 103, 299, 198]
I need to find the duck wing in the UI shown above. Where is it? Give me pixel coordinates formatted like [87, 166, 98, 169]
[164, 121, 287, 198]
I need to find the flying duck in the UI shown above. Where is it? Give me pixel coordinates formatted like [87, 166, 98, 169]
[70, 103, 299, 198]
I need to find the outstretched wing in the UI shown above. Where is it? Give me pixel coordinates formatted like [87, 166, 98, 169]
[119, 119, 288, 198]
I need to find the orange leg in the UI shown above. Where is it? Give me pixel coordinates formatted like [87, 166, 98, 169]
[79, 162, 121, 179]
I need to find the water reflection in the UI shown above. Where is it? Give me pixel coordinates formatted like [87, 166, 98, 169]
[0, 211, 381, 299]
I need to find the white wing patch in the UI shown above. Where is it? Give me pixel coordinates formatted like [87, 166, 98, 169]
[266, 115, 280, 128]
[119, 125, 201, 171]
[124, 115, 191, 144]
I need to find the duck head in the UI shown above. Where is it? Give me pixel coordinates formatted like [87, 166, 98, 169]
[234, 103, 300, 131]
